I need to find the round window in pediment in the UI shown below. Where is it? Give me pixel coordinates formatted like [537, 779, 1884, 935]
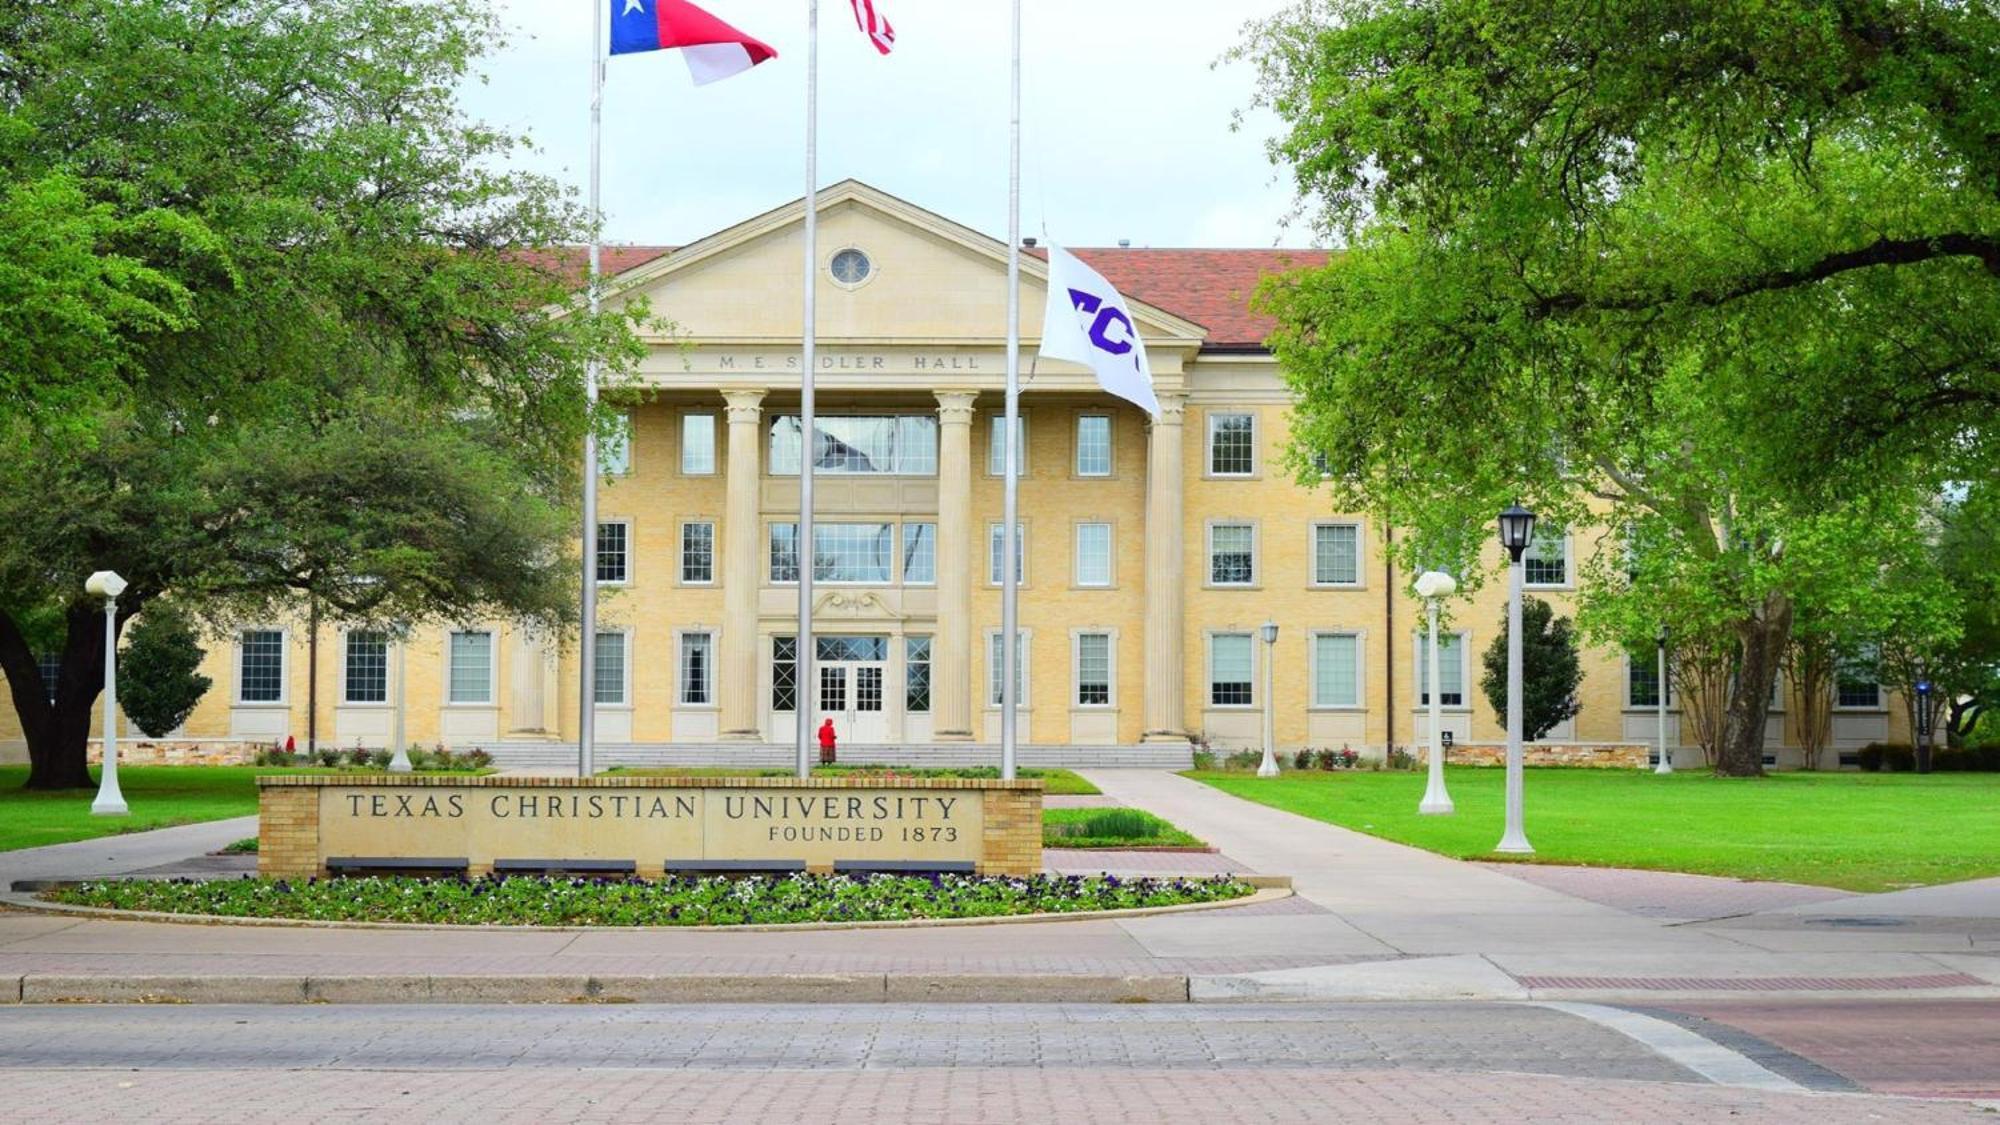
[830, 248, 872, 286]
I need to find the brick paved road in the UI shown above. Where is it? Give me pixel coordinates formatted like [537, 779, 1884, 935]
[1655, 999, 2000, 1100]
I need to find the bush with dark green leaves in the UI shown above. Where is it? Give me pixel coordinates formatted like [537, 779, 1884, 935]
[116, 609, 211, 738]
[1480, 598, 1583, 742]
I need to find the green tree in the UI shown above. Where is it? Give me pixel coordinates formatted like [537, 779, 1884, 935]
[0, 1, 646, 788]
[1478, 597, 1583, 742]
[117, 608, 212, 739]
[1242, 0, 1998, 775]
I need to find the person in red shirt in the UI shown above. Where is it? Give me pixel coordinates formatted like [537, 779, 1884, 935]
[817, 718, 837, 765]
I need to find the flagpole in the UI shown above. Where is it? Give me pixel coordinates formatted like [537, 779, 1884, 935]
[1000, 0, 1021, 781]
[579, 0, 605, 780]
[795, 0, 820, 780]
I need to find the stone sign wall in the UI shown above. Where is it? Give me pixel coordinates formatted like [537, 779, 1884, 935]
[258, 775, 1042, 878]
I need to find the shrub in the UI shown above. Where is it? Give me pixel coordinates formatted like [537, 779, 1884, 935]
[313, 747, 341, 767]
[117, 607, 212, 737]
[1223, 749, 1264, 771]
[367, 749, 393, 770]
[1292, 748, 1314, 771]
[343, 746, 373, 768]
[462, 748, 493, 769]
[1190, 749, 1216, 770]
[253, 745, 297, 767]
[1386, 747, 1416, 770]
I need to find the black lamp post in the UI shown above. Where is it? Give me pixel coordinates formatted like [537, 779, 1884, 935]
[1495, 504, 1535, 854]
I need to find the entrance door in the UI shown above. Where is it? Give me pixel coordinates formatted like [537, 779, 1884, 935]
[816, 635, 892, 744]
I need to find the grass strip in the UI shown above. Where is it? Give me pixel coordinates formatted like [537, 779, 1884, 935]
[1042, 807, 1206, 849]
[43, 872, 1252, 926]
[611, 765, 1101, 796]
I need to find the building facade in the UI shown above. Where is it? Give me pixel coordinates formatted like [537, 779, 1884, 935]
[1, 183, 1910, 764]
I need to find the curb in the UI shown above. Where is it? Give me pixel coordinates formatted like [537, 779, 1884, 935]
[1, 972, 1190, 1006]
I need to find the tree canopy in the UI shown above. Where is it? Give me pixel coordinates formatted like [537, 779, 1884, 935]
[0, 0, 645, 787]
[1243, 0, 2000, 775]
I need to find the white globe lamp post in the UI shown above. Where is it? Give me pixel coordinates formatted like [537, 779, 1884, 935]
[1415, 570, 1458, 814]
[1494, 506, 1536, 854]
[84, 570, 129, 817]
[1654, 624, 1673, 775]
[1257, 620, 1280, 778]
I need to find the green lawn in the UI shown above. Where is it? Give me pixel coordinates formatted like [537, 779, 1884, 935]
[610, 765, 1101, 796]
[1190, 767, 2000, 892]
[0, 766, 486, 853]
[1043, 807, 1206, 849]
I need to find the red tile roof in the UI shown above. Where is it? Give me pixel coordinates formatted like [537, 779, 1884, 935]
[528, 243, 1328, 351]
[1061, 248, 1330, 349]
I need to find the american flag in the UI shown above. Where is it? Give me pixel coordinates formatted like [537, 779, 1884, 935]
[849, 0, 893, 55]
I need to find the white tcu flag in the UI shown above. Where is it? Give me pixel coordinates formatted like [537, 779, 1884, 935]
[1039, 244, 1160, 417]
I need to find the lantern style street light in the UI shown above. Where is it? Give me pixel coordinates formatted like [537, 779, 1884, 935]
[1495, 506, 1535, 854]
[1415, 570, 1458, 814]
[1257, 620, 1280, 778]
[83, 571, 129, 817]
[1655, 624, 1673, 775]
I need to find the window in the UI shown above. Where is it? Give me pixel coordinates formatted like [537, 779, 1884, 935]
[772, 636, 798, 712]
[447, 631, 493, 704]
[1523, 524, 1568, 587]
[987, 631, 1028, 707]
[596, 521, 629, 584]
[594, 632, 627, 705]
[817, 635, 888, 662]
[906, 635, 932, 713]
[1416, 632, 1465, 707]
[1312, 633, 1360, 708]
[770, 415, 937, 476]
[601, 412, 632, 476]
[1837, 653, 1881, 708]
[343, 632, 388, 704]
[770, 522, 895, 583]
[1628, 653, 1672, 708]
[1208, 412, 1255, 476]
[1075, 522, 1112, 587]
[988, 522, 1026, 585]
[679, 632, 713, 705]
[680, 413, 716, 475]
[1075, 415, 1111, 476]
[1076, 632, 1111, 706]
[902, 523, 936, 584]
[988, 415, 1026, 475]
[1312, 523, 1361, 586]
[830, 248, 871, 285]
[36, 653, 60, 705]
[681, 521, 714, 584]
[1209, 523, 1255, 586]
[239, 630, 285, 703]
[1209, 633, 1254, 706]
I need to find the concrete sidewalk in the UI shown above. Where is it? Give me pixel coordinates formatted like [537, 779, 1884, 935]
[0, 773, 1992, 1005]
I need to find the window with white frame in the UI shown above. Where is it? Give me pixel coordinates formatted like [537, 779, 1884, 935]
[902, 522, 936, 584]
[987, 630, 1028, 707]
[1075, 415, 1111, 476]
[343, 632, 389, 704]
[1628, 653, 1672, 707]
[1209, 633, 1254, 706]
[1312, 633, 1361, 708]
[594, 632, 627, 705]
[1312, 523, 1361, 586]
[447, 631, 493, 704]
[596, 521, 629, 584]
[680, 412, 716, 475]
[1207, 412, 1255, 476]
[988, 522, 1026, 585]
[1836, 650, 1881, 708]
[1416, 632, 1466, 707]
[679, 632, 713, 705]
[1075, 632, 1112, 706]
[1523, 524, 1568, 586]
[770, 522, 895, 583]
[906, 635, 931, 713]
[770, 415, 937, 476]
[1208, 523, 1255, 585]
[601, 411, 632, 476]
[239, 630, 285, 703]
[988, 414, 1026, 476]
[772, 636, 798, 712]
[1075, 522, 1112, 587]
[681, 521, 714, 584]
[36, 652, 61, 705]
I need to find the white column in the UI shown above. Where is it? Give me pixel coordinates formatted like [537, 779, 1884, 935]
[1143, 393, 1188, 741]
[932, 390, 977, 740]
[719, 389, 766, 739]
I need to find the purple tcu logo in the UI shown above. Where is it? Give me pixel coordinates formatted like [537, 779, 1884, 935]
[1068, 288, 1141, 370]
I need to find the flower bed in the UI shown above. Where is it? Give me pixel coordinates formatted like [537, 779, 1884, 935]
[43, 873, 1254, 927]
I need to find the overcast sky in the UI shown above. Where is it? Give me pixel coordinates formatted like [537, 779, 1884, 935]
[458, 1, 1312, 249]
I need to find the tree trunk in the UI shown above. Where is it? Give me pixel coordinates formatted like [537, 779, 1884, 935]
[0, 604, 124, 790]
[1717, 593, 1793, 778]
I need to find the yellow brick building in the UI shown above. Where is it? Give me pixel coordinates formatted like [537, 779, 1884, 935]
[1, 183, 1909, 767]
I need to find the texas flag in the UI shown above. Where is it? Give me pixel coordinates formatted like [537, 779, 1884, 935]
[610, 0, 778, 86]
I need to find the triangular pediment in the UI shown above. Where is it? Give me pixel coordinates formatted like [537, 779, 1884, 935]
[599, 180, 1209, 347]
